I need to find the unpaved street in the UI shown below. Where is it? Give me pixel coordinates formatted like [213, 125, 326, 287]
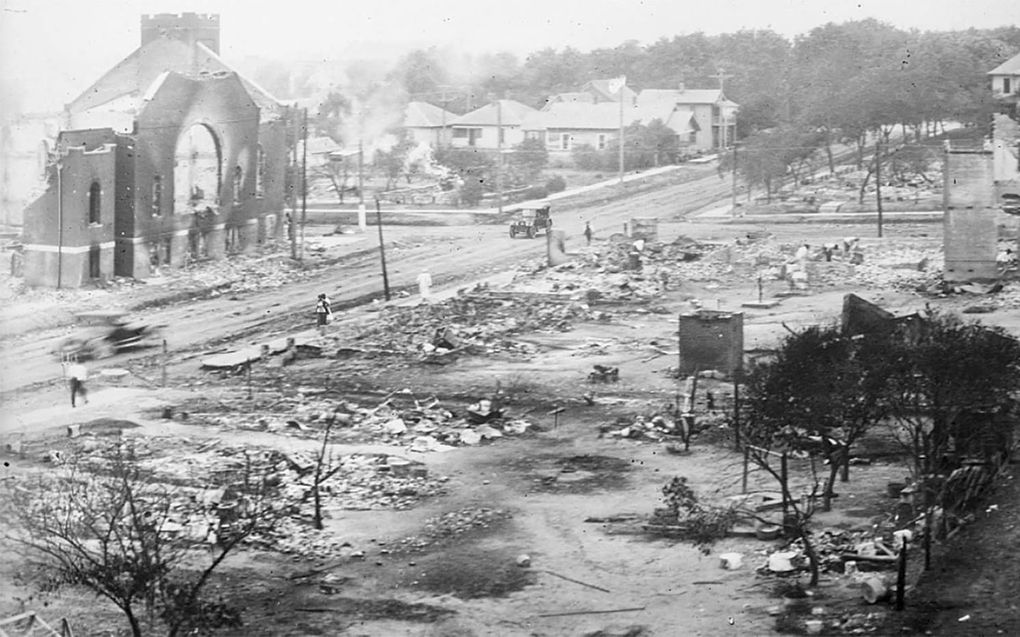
[0, 166, 730, 403]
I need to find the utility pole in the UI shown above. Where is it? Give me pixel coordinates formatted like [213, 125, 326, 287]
[56, 155, 63, 289]
[289, 109, 298, 259]
[358, 138, 365, 206]
[618, 79, 625, 184]
[374, 198, 391, 301]
[874, 139, 884, 238]
[731, 143, 738, 216]
[300, 108, 308, 260]
[496, 98, 503, 214]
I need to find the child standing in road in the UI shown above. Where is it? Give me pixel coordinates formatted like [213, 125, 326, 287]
[315, 293, 332, 335]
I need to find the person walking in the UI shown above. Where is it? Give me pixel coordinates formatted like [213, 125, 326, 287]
[583, 222, 593, 246]
[67, 360, 89, 407]
[315, 293, 332, 336]
[417, 269, 433, 303]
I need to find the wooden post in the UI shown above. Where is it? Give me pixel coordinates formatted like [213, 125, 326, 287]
[780, 452, 789, 521]
[875, 139, 884, 238]
[924, 509, 932, 571]
[895, 544, 907, 611]
[300, 108, 309, 261]
[161, 339, 168, 387]
[732, 373, 741, 450]
[742, 446, 750, 494]
[375, 198, 391, 301]
[246, 359, 253, 400]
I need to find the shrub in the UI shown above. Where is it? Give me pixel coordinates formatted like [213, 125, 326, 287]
[545, 174, 567, 193]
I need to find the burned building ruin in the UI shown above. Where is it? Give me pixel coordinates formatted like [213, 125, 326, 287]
[21, 13, 297, 288]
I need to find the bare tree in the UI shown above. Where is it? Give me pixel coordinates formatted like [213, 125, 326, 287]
[0, 442, 289, 637]
[311, 410, 345, 530]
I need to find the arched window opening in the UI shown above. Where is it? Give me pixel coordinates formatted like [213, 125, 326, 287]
[173, 124, 221, 214]
[88, 181, 101, 225]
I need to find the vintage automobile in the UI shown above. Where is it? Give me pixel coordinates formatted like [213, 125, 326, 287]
[508, 204, 552, 238]
[56, 310, 164, 360]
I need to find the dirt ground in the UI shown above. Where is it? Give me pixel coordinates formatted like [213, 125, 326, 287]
[2, 180, 1019, 635]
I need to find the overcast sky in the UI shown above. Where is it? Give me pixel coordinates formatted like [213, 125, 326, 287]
[1, 0, 1018, 112]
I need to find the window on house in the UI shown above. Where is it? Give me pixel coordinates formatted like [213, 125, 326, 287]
[152, 175, 163, 216]
[233, 166, 243, 204]
[88, 181, 101, 225]
[256, 145, 266, 197]
[560, 133, 570, 151]
[597, 134, 607, 151]
[1005, 78, 1012, 94]
[453, 128, 468, 138]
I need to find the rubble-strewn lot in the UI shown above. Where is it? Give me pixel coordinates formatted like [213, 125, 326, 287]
[3, 216, 1019, 636]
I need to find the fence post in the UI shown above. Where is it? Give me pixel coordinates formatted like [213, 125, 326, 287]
[924, 508, 932, 571]
[780, 452, 789, 522]
[161, 339, 168, 388]
[742, 446, 750, 494]
[895, 544, 907, 611]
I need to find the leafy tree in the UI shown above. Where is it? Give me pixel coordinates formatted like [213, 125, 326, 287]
[883, 312, 1020, 478]
[506, 137, 549, 183]
[571, 143, 609, 172]
[373, 133, 417, 191]
[391, 48, 449, 98]
[459, 177, 486, 207]
[315, 91, 351, 144]
[742, 325, 892, 511]
[0, 442, 289, 637]
[722, 126, 820, 201]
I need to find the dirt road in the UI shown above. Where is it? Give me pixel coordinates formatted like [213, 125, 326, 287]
[0, 168, 732, 401]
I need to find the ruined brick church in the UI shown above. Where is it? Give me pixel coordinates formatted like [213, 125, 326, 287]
[22, 13, 297, 288]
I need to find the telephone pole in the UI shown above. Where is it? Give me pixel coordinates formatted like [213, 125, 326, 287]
[618, 81, 625, 184]
[374, 198, 391, 301]
[300, 107, 308, 260]
[496, 98, 504, 214]
[731, 143, 738, 216]
[874, 139, 884, 238]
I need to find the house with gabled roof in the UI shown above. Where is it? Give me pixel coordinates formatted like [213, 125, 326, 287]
[404, 101, 457, 148]
[989, 51, 1020, 105]
[637, 84, 737, 151]
[448, 99, 537, 150]
[521, 101, 700, 159]
[20, 12, 296, 288]
[542, 80, 637, 111]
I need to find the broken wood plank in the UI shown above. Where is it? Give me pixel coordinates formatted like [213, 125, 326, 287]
[541, 570, 611, 593]
[536, 606, 646, 618]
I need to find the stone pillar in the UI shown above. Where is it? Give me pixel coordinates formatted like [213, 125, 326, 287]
[205, 224, 226, 260]
[239, 218, 259, 254]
